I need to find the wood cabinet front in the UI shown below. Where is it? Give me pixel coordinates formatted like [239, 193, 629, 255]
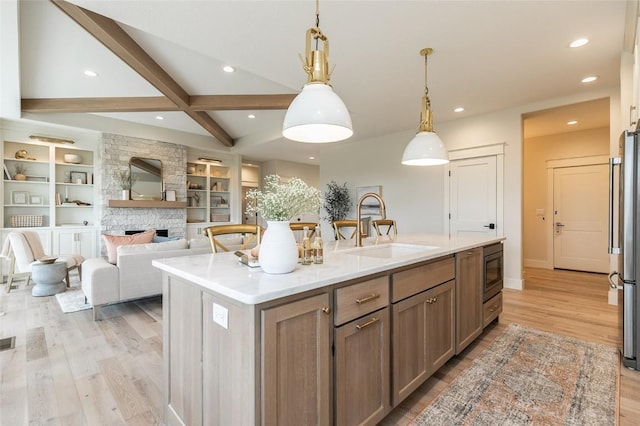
[391, 280, 455, 406]
[455, 247, 483, 354]
[334, 307, 390, 426]
[261, 293, 332, 426]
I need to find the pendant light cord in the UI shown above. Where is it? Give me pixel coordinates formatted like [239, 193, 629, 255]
[424, 53, 429, 97]
[315, 0, 320, 50]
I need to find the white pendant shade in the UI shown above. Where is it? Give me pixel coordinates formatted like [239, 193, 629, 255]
[282, 83, 353, 143]
[401, 131, 449, 166]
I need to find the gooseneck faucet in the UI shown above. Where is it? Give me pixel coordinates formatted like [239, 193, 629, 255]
[356, 192, 386, 247]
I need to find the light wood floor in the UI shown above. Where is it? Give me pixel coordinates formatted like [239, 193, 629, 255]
[1, 268, 639, 425]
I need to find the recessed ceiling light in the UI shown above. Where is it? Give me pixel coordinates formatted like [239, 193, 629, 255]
[223, 65, 235, 73]
[569, 38, 589, 48]
[581, 75, 598, 83]
[567, 120, 578, 125]
[309, 156, 315, 160]
[248, 114, 256, 119]
[155, 116, 164, 120]
[454, 107, 465, 113]
[83, 70, 98, 77]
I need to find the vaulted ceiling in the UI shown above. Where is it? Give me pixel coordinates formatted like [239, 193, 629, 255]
[5, 0, 631, 164]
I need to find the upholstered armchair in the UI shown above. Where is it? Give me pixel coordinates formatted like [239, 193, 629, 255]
[1, 231, 84, 293]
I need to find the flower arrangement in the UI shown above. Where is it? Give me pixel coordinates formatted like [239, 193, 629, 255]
[114, 169, 138, 190]
[245, 175, 321, 221]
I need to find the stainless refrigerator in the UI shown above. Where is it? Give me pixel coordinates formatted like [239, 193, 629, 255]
[611, 130, 640, 370]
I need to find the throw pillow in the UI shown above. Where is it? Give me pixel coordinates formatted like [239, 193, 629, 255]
[102, 229, 155, 264]
[153, 235, 181, 243]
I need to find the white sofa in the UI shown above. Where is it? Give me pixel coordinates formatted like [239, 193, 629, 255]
[82, 238, 210, 320]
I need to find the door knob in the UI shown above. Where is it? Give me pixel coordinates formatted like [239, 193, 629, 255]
[483, 223, 495, 230]
[555, 222, 565, 227]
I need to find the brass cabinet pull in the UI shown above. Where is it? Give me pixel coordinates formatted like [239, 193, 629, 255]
[355, 317, 379, 331]
[488, 304, 499, 313]
[427, 297, 438, 304]
[356, 293, 380, 305]
[322, 307, 331, 315]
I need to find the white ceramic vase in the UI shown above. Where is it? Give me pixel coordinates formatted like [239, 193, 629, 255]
[121, 189, 130, 200]
[259, 220, 298, 274]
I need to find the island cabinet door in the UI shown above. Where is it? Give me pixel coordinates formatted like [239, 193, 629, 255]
[334, 307, 390, 426]
[455, 247, 483, 354]
[391, 280, 455, 406]
[261, 293, 332, 426]
[164, 277, 203, 426]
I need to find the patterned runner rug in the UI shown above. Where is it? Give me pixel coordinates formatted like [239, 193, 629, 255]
[411, 323, 618, 425]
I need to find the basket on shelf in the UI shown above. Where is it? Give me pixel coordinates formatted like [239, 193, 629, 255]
[10, 214, 44, 227]
[211, 213, 230, 222]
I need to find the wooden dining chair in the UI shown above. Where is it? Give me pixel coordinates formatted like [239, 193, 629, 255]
[332, 219, 371, 240]
[203, 224, 262, 253]
[289, 222, 318, 242]
[372, 219, 397, 238]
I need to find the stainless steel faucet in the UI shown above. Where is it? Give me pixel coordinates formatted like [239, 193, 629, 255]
[356, 192, 386, 247]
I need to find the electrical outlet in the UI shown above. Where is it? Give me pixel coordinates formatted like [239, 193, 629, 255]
[213, 303, 229, 329]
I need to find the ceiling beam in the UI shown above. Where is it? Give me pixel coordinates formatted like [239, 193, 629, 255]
[190, 94, 296, 111]
[21, 97, 177, 113]
[22, 94, 296, 113]
[50, 0, 234, 147]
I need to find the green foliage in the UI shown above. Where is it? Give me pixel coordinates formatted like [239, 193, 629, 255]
[245, 175, 321, 221]
[13, 163, 27, 175]
[114, 169, 138, 190]
[323, 181, 351, 223]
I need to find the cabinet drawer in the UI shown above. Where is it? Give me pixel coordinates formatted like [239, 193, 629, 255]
[335, 276, 389, 326]
[391, 256, 455, 302]
[483, 292, 502, 328]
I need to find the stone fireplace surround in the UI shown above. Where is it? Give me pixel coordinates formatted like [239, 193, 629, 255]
[98, 134, 187, 250]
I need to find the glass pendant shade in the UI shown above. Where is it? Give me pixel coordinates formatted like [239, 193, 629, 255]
[283, 83, 353, 143]
[401, 131, 449, 166]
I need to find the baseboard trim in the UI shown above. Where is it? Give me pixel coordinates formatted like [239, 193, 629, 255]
[504, 277, 523, 291]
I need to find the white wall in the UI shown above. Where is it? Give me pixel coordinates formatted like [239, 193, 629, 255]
[319, 86, 620, 289]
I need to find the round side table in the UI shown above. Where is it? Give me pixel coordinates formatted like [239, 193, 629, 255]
[31, 261, 67, 297]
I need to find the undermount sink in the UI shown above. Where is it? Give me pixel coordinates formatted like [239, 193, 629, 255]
[344, 243, 439, 259]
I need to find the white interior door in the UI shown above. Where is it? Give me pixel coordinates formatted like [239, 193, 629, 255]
[449, 156, 497, 237]
[553, 164, 608, 273]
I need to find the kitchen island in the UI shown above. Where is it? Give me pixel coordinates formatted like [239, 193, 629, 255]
[153, 233, 504, 426]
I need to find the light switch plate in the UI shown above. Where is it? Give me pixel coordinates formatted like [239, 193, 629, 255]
[213, 303, 229, 329]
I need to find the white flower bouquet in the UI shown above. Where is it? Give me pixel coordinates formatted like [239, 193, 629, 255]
[245, 175, 321, 221]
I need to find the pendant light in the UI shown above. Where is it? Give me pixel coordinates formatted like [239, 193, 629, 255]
[401, 48, 449, 166]
[282, 0, 353, 143]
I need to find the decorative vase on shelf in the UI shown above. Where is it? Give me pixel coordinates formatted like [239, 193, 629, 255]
[259, 221, 298, 274]
[121, 189, 130, 200]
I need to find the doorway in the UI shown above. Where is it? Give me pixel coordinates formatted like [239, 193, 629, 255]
[522, 98, 610, 272]
[551, 162, 609, 273]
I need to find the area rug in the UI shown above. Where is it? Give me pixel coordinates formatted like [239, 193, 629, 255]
[411, 323, 619, 426]
[54, 282, 92, 313]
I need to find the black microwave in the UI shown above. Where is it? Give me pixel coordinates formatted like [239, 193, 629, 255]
[483, 243, 504, 302]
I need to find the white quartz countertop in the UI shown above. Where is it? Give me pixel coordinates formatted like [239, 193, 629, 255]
[152, 234, 504, 305]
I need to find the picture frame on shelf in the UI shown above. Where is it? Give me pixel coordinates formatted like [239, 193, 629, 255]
[165, 190, 176, 201]
[29, 195, 43, 205]
[11, 190, 29, 205]
[70, 171, 87, 184]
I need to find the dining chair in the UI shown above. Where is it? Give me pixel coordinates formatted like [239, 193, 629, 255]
[372, 219, 397, 238]
[1, 231, 84, 293]
[289, 222, 318, 242]
[332, 218, 371, 240]
[203, 224, 262, 253]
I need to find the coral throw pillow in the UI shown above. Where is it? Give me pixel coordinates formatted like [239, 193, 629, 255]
[102, 229, 155, 264]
